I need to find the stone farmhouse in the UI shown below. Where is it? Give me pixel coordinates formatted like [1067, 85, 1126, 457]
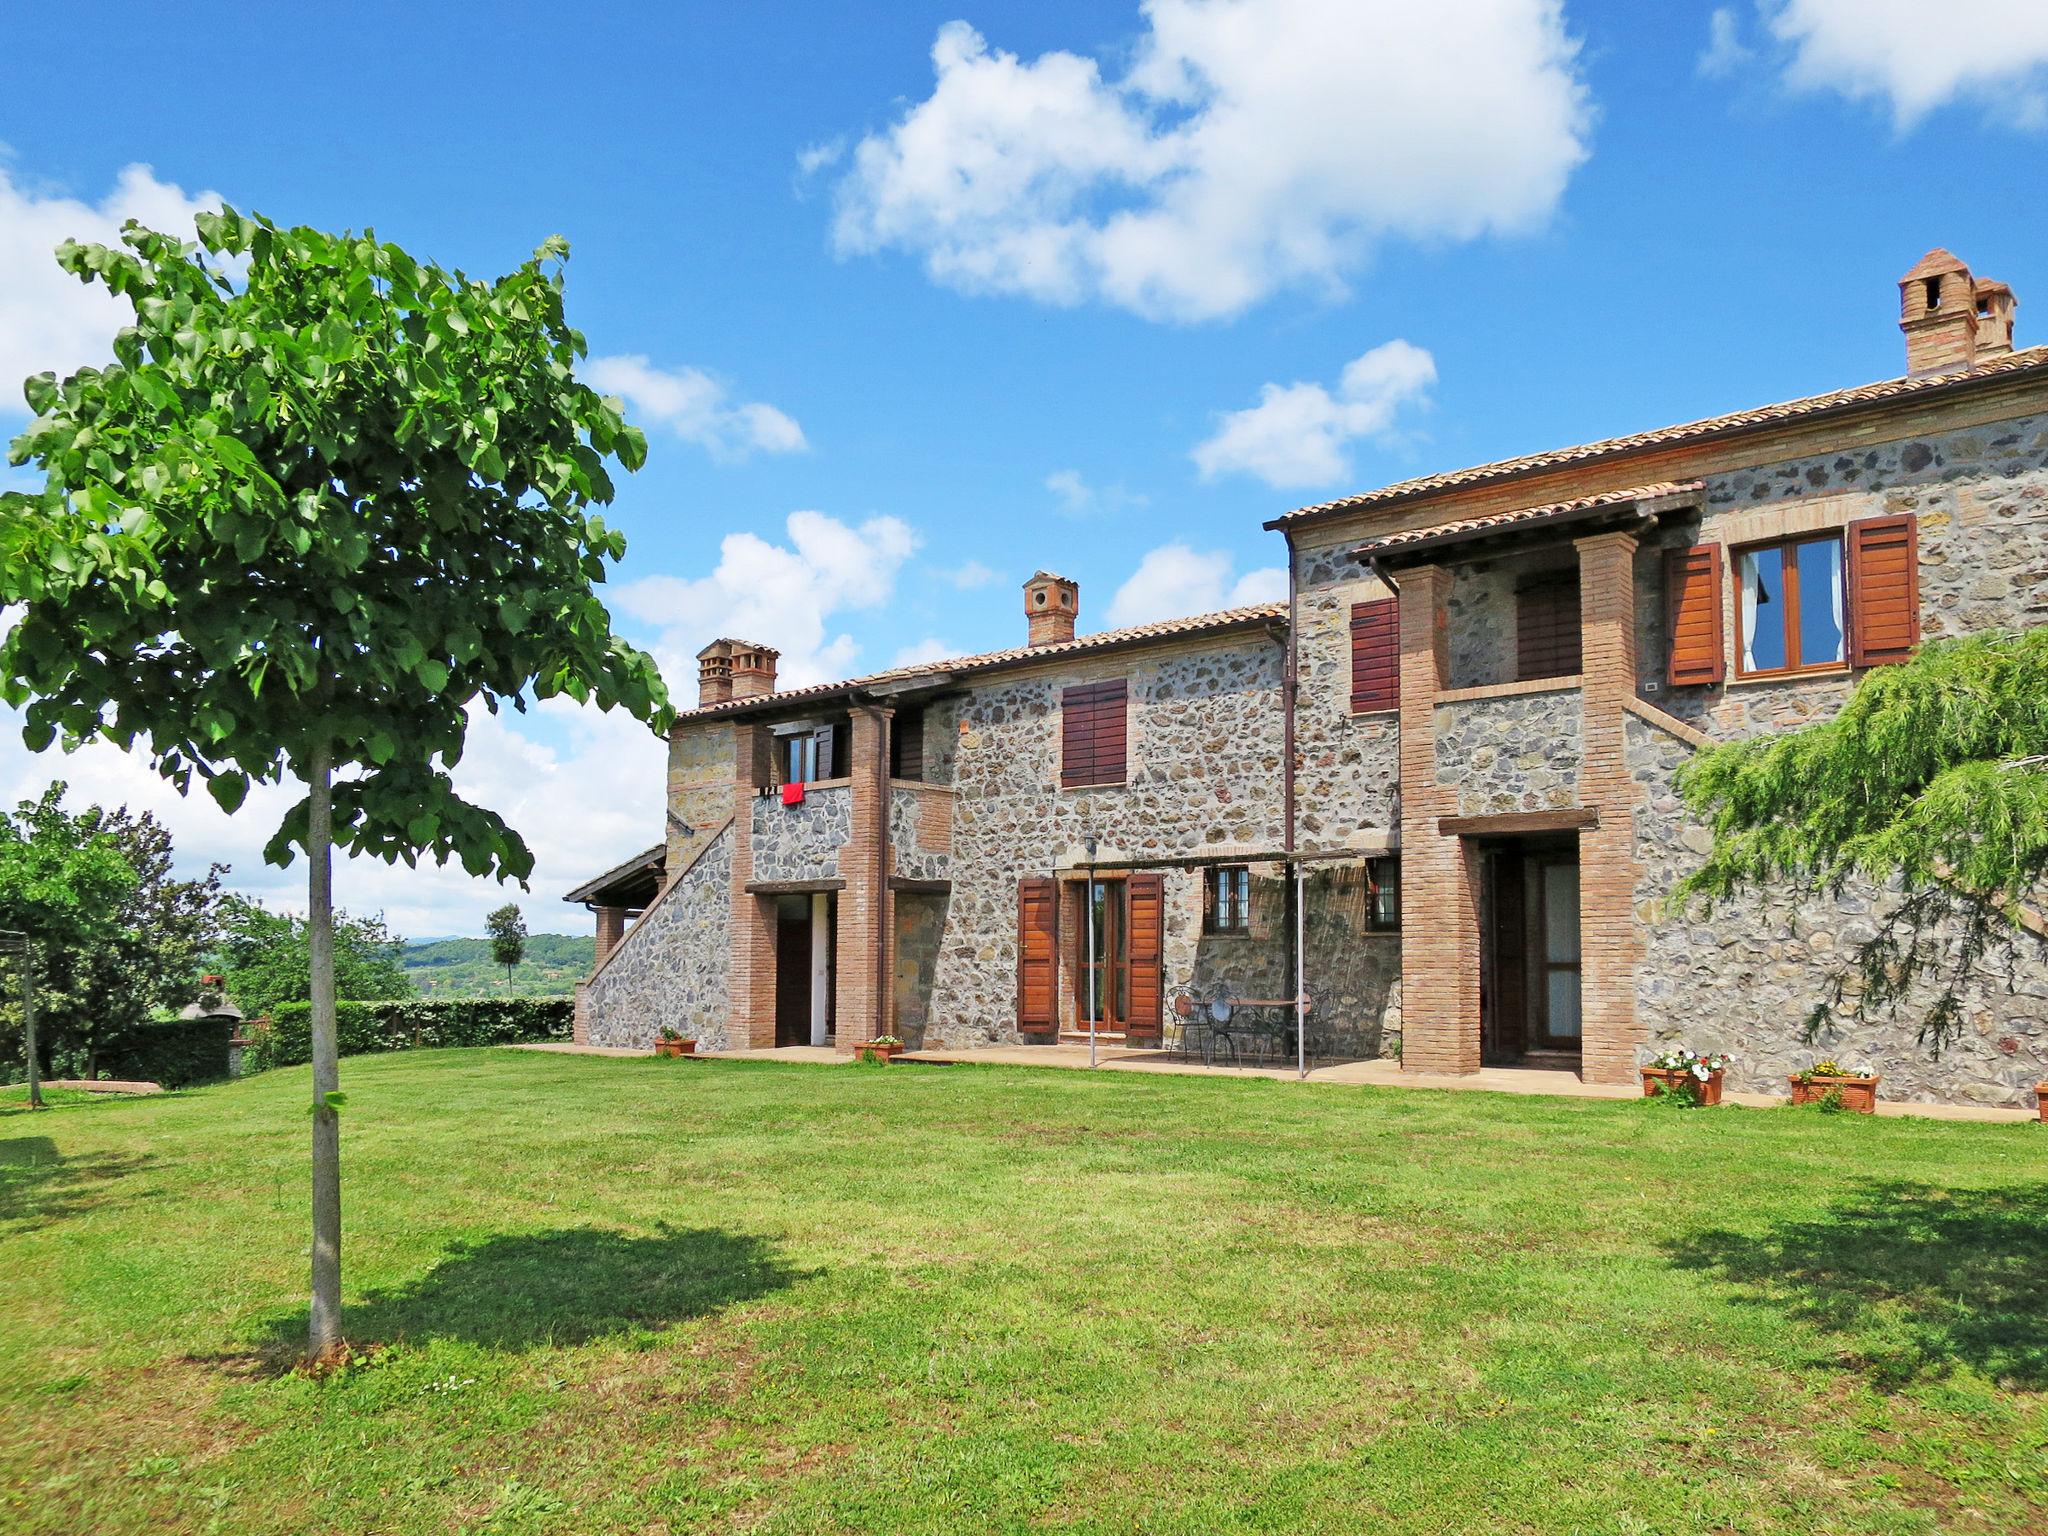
[567, 249, 2048, 1108]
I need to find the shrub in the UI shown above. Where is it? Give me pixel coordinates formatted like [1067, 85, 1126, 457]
[246, 997, 573, 1071]
[100, 1015, 238, 1089]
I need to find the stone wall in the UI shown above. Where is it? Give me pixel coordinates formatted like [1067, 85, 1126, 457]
[891, 892, 948, 1049]
[924, 638, 1288, 1046]
[889, 785, 952, 882]
[665, 721, 735, 873]
[1291, 535, 1401, 851]
[584, 826, 733, 1050]
[1627, 712, 2048, 1106]
[1445, 562, 1517, 689]
[1433, 687, 1582, 816]
[750, 783, 850, 882]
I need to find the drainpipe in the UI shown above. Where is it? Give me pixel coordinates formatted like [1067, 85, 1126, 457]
[1282, 535, 1301, 1079]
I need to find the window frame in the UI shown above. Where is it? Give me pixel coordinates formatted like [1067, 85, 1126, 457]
[1204, 864, 1252, 936]
[1366, 857, 1401, 933]
[1731, 531, 1849, 680]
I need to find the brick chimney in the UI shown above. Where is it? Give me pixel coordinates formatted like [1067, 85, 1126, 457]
[1023, 571, 1079, 647]
[696, 641, 734, 707]
[1900, 248, 2018, 376]
[729, 641, 779, 700]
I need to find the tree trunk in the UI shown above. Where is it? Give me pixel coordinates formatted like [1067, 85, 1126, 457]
[22, 943, 40, 1111]
[307, 745, 343, 1362]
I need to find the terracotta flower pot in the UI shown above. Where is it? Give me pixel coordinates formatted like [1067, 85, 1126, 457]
[1641, 1066, 1723, 1106]
[2036, 1082, 2047, 1123]
[855, 1041, 899, 1064]
[1789, 1073, 1879, 1113]
[654, 1038, 696, 1058]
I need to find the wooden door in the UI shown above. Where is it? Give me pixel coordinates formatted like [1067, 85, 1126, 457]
[1484, 848, 1528, 1061]
[1125, 872, 1165, 1045]
[774, 901, 811, 1047]
[1079, 878, 1126, 1029]
[1528, 853, 1582, 1051]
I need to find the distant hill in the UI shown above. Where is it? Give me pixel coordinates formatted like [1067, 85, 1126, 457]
[401, 933, 595, 998]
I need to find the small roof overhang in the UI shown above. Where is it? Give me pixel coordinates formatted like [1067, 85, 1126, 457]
[1352, 482, 1704, 570]
[563, 844, 666, 909]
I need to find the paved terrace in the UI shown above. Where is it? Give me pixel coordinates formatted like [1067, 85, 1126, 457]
[508, 1042, 2037, 1124]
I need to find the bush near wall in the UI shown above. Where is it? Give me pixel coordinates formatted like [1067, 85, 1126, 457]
[246, 997, 574, 1071]
[100, 1016, 237, 1089]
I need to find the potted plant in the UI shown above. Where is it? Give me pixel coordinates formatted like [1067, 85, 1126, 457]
[1640, 1047, 1730, 1106]
[1789, 1058, 1879, 1113]
[654, 1028, 697, 1058]
[855, 1035, 903, 1064]
[2036, 1081, 2047, 1123]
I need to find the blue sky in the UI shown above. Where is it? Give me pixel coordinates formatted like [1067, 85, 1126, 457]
[2, 0, 2045, 938]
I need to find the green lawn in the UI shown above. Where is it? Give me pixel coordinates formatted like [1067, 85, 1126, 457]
[1, 1051, 2044, 1534]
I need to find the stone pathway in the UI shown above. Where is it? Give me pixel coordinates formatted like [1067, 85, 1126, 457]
[503, 1041, 2039, 1124]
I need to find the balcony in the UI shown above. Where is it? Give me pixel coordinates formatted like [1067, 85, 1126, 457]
[750, 781, 851, 883]
[1433, 677, 1584, 817]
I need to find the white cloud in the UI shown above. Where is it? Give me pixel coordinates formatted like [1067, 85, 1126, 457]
[830, 1, 1592, 321]
[0, 694, 667, 941]
[938, 558, 998, 589]
[796, 139, 847, 178]
[890, 637, 958, 667]
[1763, 0, 2048, 128]
[1104, 542, 1286, 629]
[1698, 8, 1752, 78]
[0, 162, 223, 416]
[1192, 338, 1435, 489]
[614, 509, 921, 692]
[1046, 468, 1149, 517]
[586, 354, 808, 462]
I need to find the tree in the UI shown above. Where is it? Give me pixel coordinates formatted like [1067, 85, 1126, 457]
[12, 787, 226, 1081]
[0, 210, 670, 1359]
[484, 902, 526, 991]
[0, 787, 139, 1104]
[1674, 628, 2048, 1048]
[215, 895, 413, 1017]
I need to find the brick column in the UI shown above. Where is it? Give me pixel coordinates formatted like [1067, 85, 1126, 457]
[834, 705, 893, 1049]
[572, 981, 591, 1045]
[593, 904, 628, 967]
[725, 722, 778, 1049]
[1573, 530, 1645, 1086]
[1396, 564, 1482, 1076]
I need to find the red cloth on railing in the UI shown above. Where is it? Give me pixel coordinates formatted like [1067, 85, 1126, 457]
[780, 781, 806, 806]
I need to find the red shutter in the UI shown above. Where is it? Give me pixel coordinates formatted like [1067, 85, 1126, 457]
[1516, 576, 1582, 681]
[1016, 877, 1059, 1035]
[1124, 871, 1165, 1045]
[1350, 599, 1398, 712]
[1060, 680, 1128, 788]
[1847, 514, 1920, 668]
[1664, 543, 1726, 687]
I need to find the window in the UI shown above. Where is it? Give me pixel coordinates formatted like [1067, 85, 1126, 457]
[1350, 599, 1398, 712]
[1516, 574, 1581, 681]
[1735, 533, 1845, 677]
[1060, 679, 1128, 788]
[1205, 865, 1251, 934]
[890, 707, 924, 781]
[779, 720, 840, 784]
[785, 733, 818, 785]
[1367, 858, 1400, 932]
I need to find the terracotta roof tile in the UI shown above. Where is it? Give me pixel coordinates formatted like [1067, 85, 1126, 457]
[672, 602, 1288, 723]
[1353, 481, 1703, 557]
[562, 843, 665, 905]
[1273, 345, 2048, 529]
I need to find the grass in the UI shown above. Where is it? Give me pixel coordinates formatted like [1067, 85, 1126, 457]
[1, 1050, 2044, 1534]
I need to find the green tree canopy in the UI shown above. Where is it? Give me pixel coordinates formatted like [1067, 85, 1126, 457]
[0, 208, 670, 1358]
[1675, 628, 2048, 1045]
[215, 896, 412, 1017]
[484, 901, 526, 990]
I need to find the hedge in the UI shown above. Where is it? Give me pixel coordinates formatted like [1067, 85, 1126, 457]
[100, 1016, 238, 1089]
[247, 997, 574, 1071]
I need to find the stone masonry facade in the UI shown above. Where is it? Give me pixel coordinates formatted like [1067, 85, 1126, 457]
[572, 251, 2048, 1107]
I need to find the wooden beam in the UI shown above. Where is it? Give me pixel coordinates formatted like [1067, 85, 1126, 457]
[887, 877, 952, 894]
[744, 878, 847, 896]
[1437, 808, 1598, 837]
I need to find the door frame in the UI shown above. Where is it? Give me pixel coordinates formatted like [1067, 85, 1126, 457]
[1478, 835, 1581, 1064]
[1074, 873, 1128, 1031]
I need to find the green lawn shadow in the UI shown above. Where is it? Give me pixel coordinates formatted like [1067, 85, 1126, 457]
[0, 1135, 159, 1235]
[1665, 1180, 2048, 1389]
[247, 1223, 804, 1360]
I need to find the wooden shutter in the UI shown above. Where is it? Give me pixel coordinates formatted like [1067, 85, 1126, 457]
[1847, 514, 1920, 668]
[1016, 877, 1059, 1035]
[1349, 599, 1398, 712]
[1516, 576, 1582, 681]
[811, 723, 838, 782]
[1124, 871, 1165, 1045]
[890, 709, 923, 781]
[1664, 543, 1726, 687]
[1060, 680, 1128, 788]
